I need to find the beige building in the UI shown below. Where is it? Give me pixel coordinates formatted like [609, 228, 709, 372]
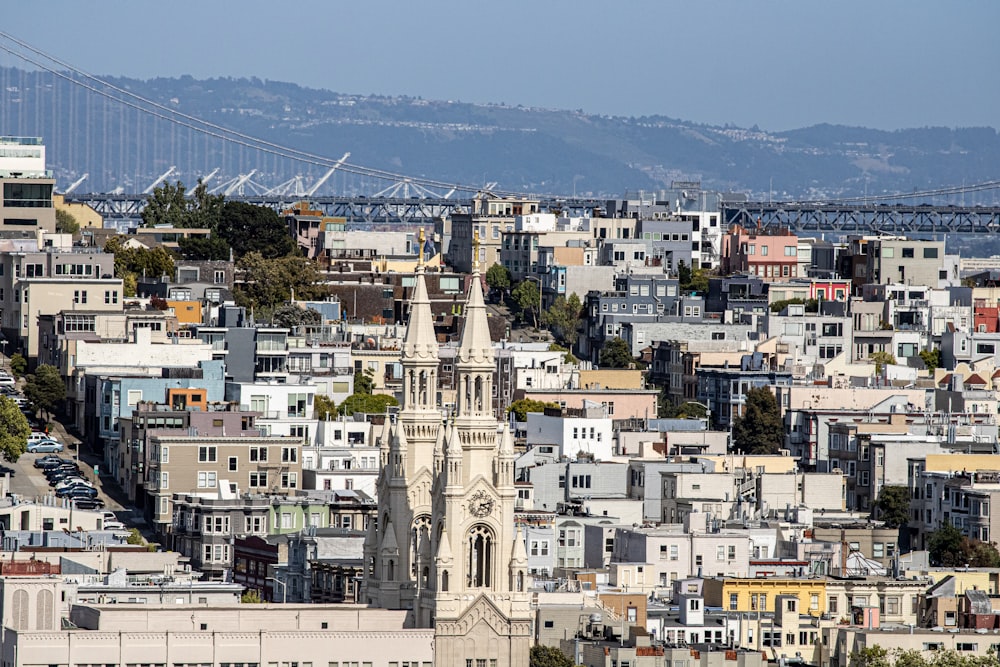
[0, 137, 57, 234]
[447, 194, 540, 272]
[145, 434, 304, 535]
[0, 576, 433, 667]
[53, 193, 102, 229]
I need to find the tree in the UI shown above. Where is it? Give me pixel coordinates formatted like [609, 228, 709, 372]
[541, 293, 583, 346]
[55, 209, 80, 235]
[23, 364, 66, 421]
[177, 234, 231, 261]
[485, 263, 511, 295]
[919, 348, 941, 370]
[354, 370, 375, 395]
[850, 645, 890, 667]
[869, 351, 897, 374]
[241, 589, 266, 604]
[141, 181, 190, 228]
[677, 260, 710, 295]
[507, 398, 560, 422]
[314, 394, 338, 420]
[126, 528, 145, 545]
[874, 485, 911, 528]
[271, 304, 322, 329]
[548, 343, 578, 364]
[8, 353, 26, 378]
[218, 201, 297, 259]
[928, 522, 965, 566]
[104, 236, 175, 296]
[0, 396, 30, 462]
[662, 401, 709, 420]
[511, 280, 540, 327]
[731, 387, 783, 455]
[769, 297, 819, 313]
[338, 393, 398, 416]
[529, 645, 574, 667]
[599, 337, 634, 369]
[235, 252, 324, 313]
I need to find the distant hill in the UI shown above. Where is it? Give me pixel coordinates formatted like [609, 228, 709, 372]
[2, 67, 998, 200]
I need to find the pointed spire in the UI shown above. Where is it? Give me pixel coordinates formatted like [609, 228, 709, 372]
[511, 526, 528, 566]
[498, 422, 515, 457]
[381, 518, 399, 553]
[446, 422, 463, 458]
[435, 525, 453, 564]
[457, 252, 493, 366]
[401, 239, 437, 361]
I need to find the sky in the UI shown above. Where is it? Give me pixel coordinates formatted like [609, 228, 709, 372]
[2, 1, 998, 131]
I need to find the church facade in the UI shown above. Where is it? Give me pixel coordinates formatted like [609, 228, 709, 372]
[362, 233, 532, 667]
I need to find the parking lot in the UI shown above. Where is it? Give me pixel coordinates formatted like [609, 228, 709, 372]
[9, 451, 124, 513]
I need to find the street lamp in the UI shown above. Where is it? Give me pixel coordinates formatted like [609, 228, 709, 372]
[267, 576, 287, 604]
[682, 400, 712, 431]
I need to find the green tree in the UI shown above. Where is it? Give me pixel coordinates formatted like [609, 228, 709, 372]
[541, 293, 583, 346]
[919, 348, 941, 370]
[235, 252, 324, 313]
[186, 180, 225, 230]
[8, 353, 26, 378]
[599, 337, 634, 369]
[928, 522, 965, 566]
[314, 394, 338, 420]
[338, 393, 398, 416]
[241, 589, 266, 604]
[126, 528, 145, 545]
[55, 209, 80, 235]
[485, 263, 512, 294]
[354, 370, 375, 395]
[0, 396, 30, 462]
[869, 351, 897, 374]
[271, 304, 322, 329]
[141, 181, 190, 228]
[529, 645, 574, 667]
[511, 280, 541, 327]
[177, 234, 231, 260]
[507, 398, 560, 422]
[678, 260, 710, 294]
[23, 364, 66, 421]
[731, 386, 783, 455]
[850, 645, 891, 667]
[104, 236, 176, 296]
[874, 485, 911, 528]
[548, 343, 578, 364]
[218, 201, 297, 259]
[662, 401, 709, 420]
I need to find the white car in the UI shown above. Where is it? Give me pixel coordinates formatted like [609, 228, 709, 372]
[56, 478, 94, 490]
[103, 521, 126, 531]
[26, 432, 51, 446]
[0, 375, 15, 389]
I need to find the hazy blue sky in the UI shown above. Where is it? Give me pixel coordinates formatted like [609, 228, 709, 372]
[3, 1, 998, 131]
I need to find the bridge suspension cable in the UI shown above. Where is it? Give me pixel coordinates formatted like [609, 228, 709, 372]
[0, 30, 525, 198]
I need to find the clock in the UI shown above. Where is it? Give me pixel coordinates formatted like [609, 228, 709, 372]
[468, 490, 495, 518]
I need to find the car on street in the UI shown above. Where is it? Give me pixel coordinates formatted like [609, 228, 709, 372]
[70, 498, 105, 510]
[35, 457, 70, 469]
[55, 478, 93, 491]
[27, 440, 63, 453]
[0, 374, 15, 389]
[47, 471, 83, 485]
[26, 432, 51, 446]
[56, 485, 97, 498]
[103, 520, 126, 531]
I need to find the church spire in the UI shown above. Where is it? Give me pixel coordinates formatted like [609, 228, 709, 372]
[457, 229, 494, 373]
[402, 227, 438, 365]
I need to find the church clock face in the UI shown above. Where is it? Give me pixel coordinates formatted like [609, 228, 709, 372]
[468, 490, 495, 518]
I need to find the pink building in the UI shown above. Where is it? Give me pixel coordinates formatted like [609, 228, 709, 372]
[721, 225, 799, 281]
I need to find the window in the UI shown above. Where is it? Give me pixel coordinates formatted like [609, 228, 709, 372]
[902, 247, 914, 258]
[228, 456, 238, 472]
[73, 290, 87, 304]
[923, 247, 939, 259]
[281, 447, 298, 463]
[199, 446, 217, 462]
[281, 472, 298, 489]
[214, 270, 226, 284]
[104, 290, 118, 305]
[730, 593, 738, 610]
[250, 447, 268, 462]
[250, 472, 268, 488]
[197, 471, 217, 488]
[160, 472, 168, 489]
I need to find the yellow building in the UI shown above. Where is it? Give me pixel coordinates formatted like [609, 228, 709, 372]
[703, 454, 798, 474]
[53, 193, 102, 229]
[703, 577, 827, 617]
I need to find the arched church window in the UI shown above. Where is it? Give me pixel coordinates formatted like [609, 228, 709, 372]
[422, 566, 430, 587]
[441, 570, 449, 592]
[516, 571, 525, 592]
[419, 370, 428, 406]
[474, 376, 484, 413]
[387, 559, 395, 581]
[467, 525, 494, 588]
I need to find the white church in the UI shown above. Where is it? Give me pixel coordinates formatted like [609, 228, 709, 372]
[362, 231, 533, 666]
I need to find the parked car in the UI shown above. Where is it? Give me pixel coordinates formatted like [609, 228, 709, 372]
[70, 498, 105, 510]
[56, 485, 97, 498]
[48, 471, 83, 485]
[56, 478, 93, 491]
[34, 455, 64, 468]
[26, 432, 51, 446]
[44, 467, 80, 480]
[27, 440, 63, 453]
[103, 520, 126, 531]
[0, 374, 15, 389]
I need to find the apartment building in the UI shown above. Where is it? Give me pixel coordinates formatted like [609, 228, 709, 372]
[0, 136, 57, 234]
[447, 194, 540, 272]
[721, 225, 800, 281]
[144, 433, 304, 536]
